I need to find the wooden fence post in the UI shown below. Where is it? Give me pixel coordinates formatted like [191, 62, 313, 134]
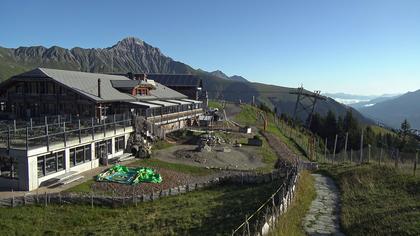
[333, 134, 338, 165]
[91, 191, 94, 208]
[11, 189, 14, 207]
[379, 147, 383, 166]
[324, 137, 328, 163]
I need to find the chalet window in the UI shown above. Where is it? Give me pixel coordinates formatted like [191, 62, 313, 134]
[47, 82, 55, 94]
[37, 151, 65, 177]
[84, 145, 92, 162]
[45, 154, 57, 174]
[115, 136, 125, 152]
[75, 147, 84, 164]
[0, 156, 18, 179]
[15, 83, 24, 94]
[107, 139, 112, 155]
[37, 157, 44, 177]
[0, 102, 6, 112]
[70, 145, 91, 167]
[95, 139, 112, 159]
[57, 152, 65, 171]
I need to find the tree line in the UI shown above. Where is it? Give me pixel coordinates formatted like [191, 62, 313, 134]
[276, 108, 419, 154]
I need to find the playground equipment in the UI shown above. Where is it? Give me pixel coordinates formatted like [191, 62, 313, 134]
[96, 164, 162, 185]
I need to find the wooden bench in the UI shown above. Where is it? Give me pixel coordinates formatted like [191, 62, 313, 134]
[59, 175, 84, 185]
[41, 171, 84, 188]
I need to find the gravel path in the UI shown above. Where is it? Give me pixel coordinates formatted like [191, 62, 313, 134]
[303, 174, 344, 236]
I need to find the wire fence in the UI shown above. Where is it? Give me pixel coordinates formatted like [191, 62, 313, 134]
[231, 166, 299, 235]
[275, 119, 419, 176]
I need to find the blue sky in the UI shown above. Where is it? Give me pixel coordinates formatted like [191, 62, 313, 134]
[1, 0, 420, 95]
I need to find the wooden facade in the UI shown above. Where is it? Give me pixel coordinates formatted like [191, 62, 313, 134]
[0, 78, 130, 120]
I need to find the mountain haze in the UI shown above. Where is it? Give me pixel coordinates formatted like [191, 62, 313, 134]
[0, 37, 369, 123]
[359, 90, 420, 129]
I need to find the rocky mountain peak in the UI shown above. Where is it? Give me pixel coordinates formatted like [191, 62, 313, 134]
[210, 70, 230, 80]
[113, 37, 146, 49]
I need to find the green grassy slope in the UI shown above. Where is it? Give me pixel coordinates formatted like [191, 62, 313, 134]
[234, 104, 307, 158]
[319, 164, 420, 236]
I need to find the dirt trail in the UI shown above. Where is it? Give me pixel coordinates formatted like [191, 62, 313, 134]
[262, 131, 299, 166]
[303, 174, 344, 235]
[223, 103, 242, 119]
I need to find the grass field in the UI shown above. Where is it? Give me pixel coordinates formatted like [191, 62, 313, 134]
[271, 171, 316, 236]
[151, 139, 174, 151]
[0, 182, 281, 235]
[208, 100, 224, 110]
[319, 164, 420, 236]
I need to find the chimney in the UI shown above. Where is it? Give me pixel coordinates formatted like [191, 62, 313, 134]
[135, 73, 147, 81]
[127, 72, 134, 80]
[97, 78, 101, 98]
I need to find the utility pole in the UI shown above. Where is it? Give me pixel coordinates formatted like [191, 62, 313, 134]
[333, 134, 338, 164]
[290, 85, 326, 128]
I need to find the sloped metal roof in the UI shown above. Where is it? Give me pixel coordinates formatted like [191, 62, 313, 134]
[39, 68, 134, 102]
[8, 68, 187, 102]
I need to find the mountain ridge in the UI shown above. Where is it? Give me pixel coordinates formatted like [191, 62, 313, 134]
[0, 36, 369, 124]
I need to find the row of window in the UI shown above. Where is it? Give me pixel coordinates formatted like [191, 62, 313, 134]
[36, 136, 125, 178]
[115, 136, 125, 152]
[12, 81, 75, 95]
[95, 139, 112, 159]
[0, 156, 19, 179]
[37, 151, 65, 177]
[141, 103, 202, 117]
[70, 144, 92, 167]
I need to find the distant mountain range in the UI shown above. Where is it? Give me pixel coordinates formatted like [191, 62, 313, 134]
[323, 93, 399, 107]
[357, 90, 420, 129]
[209, 70, 248, 82]
[0, 36, 369, 123]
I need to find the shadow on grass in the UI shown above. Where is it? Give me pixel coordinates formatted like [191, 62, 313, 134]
[186, 182, 281, 235]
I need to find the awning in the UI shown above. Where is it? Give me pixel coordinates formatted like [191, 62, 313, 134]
[145, 100, 179, 107]
[128, 101, 161, 108]
[181, 99, 203, 104]
[166, 99, 192, 105]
